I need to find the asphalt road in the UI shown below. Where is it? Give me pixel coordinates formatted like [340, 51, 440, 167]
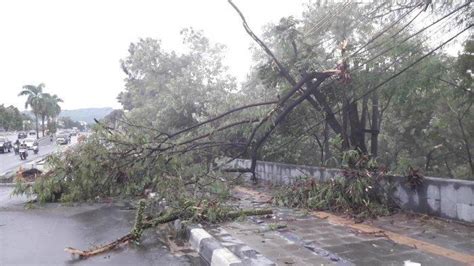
[0, 134, 74, 175]
[0, 186, 202, 265]
[0, 132, 203, 265]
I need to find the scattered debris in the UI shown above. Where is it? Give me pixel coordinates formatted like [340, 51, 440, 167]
[405, 166, 424, 189]
[353, 229, 388, 238]
[15, 167, 43, 182]
[64, 200, 272, 259]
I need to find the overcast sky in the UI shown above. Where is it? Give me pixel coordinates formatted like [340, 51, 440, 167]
[0, 0, 307, 110]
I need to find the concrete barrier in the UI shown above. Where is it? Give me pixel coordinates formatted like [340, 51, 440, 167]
[187, 225, 243, 266]
[230, 159, 474, 223]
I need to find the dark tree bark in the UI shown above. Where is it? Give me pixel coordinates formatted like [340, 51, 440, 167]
[323, 121, 331, 165]
[370, 93, 379, 157]
[313, 133, 325, 165]
[457, 117, 474, 175]
[41, 115, 46, 137]
[347, 100, 367, 153]
[34, 113, 39, 139]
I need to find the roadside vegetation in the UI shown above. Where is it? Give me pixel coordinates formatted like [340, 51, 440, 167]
[18, 83, 63, 136]
[0, 105, 27, 131]
[273, 149, 396, 220]
[14, 0, 473, 205]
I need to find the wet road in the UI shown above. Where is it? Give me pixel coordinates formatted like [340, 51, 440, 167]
[0, 186, 202, 265]
[0, 134, 62, 175]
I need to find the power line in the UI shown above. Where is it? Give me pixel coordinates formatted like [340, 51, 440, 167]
[352, 23, 473, 104]
[269, 23, 473, 156]
[349, 4, 421, 59]
[356, 2, 471, 68]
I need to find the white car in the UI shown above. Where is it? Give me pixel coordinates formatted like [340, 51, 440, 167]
[28, 131, 37, 138]
[23, 138, 37, 150]
[56, 134, 69, 145]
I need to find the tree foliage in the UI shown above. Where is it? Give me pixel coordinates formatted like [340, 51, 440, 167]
[15, 0, 473, 206]
[18, 84, 63, 136]
[118, 29, 236, 132]
[0, 105, 25, 131]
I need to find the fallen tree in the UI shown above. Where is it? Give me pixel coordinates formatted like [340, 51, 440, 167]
[12, 0, 470, 259]
[64, 199, 272, 258]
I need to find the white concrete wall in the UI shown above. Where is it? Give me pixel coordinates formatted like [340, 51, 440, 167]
[230, 159, 474, 223]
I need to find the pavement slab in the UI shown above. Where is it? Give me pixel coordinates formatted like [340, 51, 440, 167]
[204, 185, 474, 266]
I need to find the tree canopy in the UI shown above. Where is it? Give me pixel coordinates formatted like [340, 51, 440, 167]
[15, 0, 473, 207]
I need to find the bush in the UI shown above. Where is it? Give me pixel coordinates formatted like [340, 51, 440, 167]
[273, 150, 396, 220]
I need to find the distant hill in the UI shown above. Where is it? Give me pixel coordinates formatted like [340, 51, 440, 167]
[59, 107, 114, 124]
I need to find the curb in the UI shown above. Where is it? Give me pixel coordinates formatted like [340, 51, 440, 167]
[0, 181, 34, 187]
[0, 157, 48, 186]
[187, 226, 243, 266]
[0, 157, 46, 177]
[207, 227, 275, 265]
[172, 222, 275, 266]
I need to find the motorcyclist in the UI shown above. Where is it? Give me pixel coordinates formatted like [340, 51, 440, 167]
[19, 142, 28, 160]
[33, 140, 39, 154]
[14, 139, 20, 155]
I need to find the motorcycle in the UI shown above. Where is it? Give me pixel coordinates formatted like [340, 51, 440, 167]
[13, 143, 19, 155]
[19, 145, 28, 160]
[33, 142, 39, 154]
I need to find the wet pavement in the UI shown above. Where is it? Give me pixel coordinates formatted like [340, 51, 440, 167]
[0, 135, 71, 176]
[206, 185, 474, 266]
[0, 187, 203, 265]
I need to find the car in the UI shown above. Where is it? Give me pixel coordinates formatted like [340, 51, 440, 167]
[56, 134, 70, 145]
[0, 137, 12, 153]
[23, 138, 37, 150]
[64, 130, 73, 138]
[28, 131, 37, 138]
[58, 130, 72, 140]
[71, 127, 79, 136]
[18, 132, 27, 139]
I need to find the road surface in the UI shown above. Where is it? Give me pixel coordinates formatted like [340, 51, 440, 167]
[0, 132, 203, 265]
[0, 186, 203, 265]
[0, 134, 74, 176]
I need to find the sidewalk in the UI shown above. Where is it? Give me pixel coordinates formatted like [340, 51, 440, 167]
[204, 185, 474, 265]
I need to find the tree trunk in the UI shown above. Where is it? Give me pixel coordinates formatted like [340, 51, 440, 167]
[457, 117, 474, 175]
[347, 100, 367, 153]
[361, 96, 368, 140]
[323, 121, 330, 165]
[312, 90, 344, 137]
[41, 115, 45, 137]
[34, 113, 39, 139]
[313, 133, 324, 165]
[370, 94, 379, 157]
[342, 101, 350, 150]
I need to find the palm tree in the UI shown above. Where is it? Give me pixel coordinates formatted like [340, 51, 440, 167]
[18, 84, 44, 139]
[43, 94, 63, 134]
[38, 93, 49, 136]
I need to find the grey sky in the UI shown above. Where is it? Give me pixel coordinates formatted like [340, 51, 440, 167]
[0, 0, 306, 110]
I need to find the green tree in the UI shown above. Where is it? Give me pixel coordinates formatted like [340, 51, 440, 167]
[19, 83, 44, 138]
[40, 93, 63, 134]
[58, 116, 83, 130]
[237, 0, 472, 179]
[118, 28, 236, 133]
[0, 105, 24, 131]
